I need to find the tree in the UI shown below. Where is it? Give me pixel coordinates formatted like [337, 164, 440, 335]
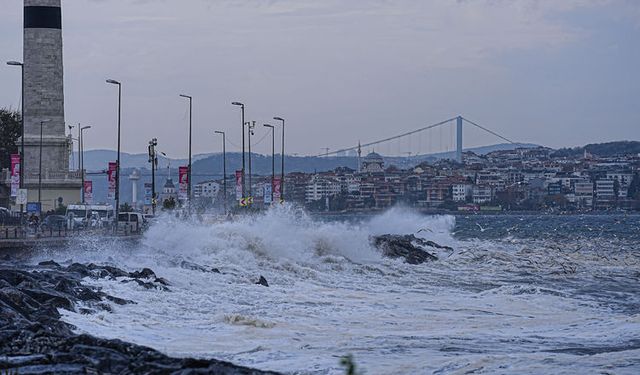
[119, 203, 133, 212]
[0, 108, 22, 170]
[162, 197, 176, 210]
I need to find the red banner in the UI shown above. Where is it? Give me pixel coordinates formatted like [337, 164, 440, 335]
[107, 162, 117, 199]
[178, 166, 188, 200]
[83, 181, 93, 203]
[272, 177, 282, 202]
[235, 170, 243, 200]
[10, 154, 20, 197]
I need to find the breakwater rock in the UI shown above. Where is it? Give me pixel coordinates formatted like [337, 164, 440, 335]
[373, 234, 452, 264]
[0, 261, 280, 374]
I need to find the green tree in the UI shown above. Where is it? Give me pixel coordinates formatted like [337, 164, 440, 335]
[628, 173, 640, 199]
[0, 108, 22, 170]
[119, 203, 133, 212]
[162, 196, 177, 210]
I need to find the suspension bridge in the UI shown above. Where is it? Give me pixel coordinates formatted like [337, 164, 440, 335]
[317, 115, 516, 163]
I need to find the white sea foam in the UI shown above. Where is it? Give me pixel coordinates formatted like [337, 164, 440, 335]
[47, 206, 640, 374]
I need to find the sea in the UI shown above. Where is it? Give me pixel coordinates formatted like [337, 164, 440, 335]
[30, 206, 640, 374]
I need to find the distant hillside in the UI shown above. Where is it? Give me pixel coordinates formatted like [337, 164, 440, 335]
[551, 141, 640, 158]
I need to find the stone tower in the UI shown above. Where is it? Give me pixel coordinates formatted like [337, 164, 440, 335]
[22, 0, 81, 211]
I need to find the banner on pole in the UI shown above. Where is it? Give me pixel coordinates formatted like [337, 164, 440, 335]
[107, 162, 117, 199]
[144, 183, 152, 205]
[83, 181, 93, 204]
[263, 184, 272, 204]
[272, 177, 281, 202]
[235, 170, 243, 200]
[10, 154, 20, 197]
[178, 166, 188, 200]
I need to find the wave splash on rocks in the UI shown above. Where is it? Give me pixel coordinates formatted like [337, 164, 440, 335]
[0, 260, 279, 374]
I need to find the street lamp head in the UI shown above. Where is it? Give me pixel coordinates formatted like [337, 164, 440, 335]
[231, 102, 244, 107]
[106, 79, 120, 85]
[214, 130, 224, 135]
[263, 124, 274, 128]
[6, 61, 23, 66]
[179, 94, 192, 99]
[81, 126, 91, 130]
[273, 116, 284, 122]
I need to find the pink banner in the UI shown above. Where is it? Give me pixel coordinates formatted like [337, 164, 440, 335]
[272, 177, 282, 202]
[235, 170, 243, 200]
[10, 154, 20, 197]
[83, 181, 93, 203]
[107, 162, 117, 199]
[179, 166, 188, 200]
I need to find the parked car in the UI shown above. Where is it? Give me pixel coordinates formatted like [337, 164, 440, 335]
[40, 215, 67, 231]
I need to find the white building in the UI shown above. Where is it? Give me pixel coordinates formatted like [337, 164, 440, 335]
[194, 181, 220, 198]
[305, 176, 341, 202]
[595, 179, 615, 199]
[452, 183, 472, 202]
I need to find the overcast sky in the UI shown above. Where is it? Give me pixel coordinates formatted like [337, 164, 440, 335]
[1, 0, 639, 157]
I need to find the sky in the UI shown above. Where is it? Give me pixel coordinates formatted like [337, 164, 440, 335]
[1, 0, 639, 158]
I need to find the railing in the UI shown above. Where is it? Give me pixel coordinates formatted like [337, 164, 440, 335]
[0, 221, 143, 240]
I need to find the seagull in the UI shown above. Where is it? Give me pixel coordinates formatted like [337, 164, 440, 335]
[476, 223, 487, 232]
[417, 228, 433, 234]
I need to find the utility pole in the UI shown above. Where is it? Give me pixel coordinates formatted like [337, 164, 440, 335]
[106, 79, 122, 229]
[263, 124, 275, 204]
[273, 116, 285, 202]
[179, 94, 193, 211]
[80, 125, 91, 203]
[232, 102, 245, 198]
[214, 131, 226, 213]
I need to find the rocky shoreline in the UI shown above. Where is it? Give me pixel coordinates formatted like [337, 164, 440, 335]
[0, 260, 280, 374]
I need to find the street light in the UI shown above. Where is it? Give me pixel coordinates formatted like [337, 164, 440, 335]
[263, 124, 275, 204]
[273, 116, 285, 202]
[106, 79, 121, 228]
[148, 138, 158, 215]
[7, 60, 24, 219]
[179, 94, 193, 210]
[231, 102, 245, 198]
[80, 125, 91, 203]
[214, 131, 226, 213]
[247, 121, 255, 199]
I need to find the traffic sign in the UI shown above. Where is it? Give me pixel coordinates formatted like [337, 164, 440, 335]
[16, 189, 27, 205]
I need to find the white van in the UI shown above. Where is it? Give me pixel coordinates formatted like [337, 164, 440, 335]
[117, 212, 145, 233]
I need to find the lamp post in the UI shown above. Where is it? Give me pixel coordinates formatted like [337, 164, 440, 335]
[214, 131, 226, 213]
[231, 102, 245, 198]
[148, 138, 158, 215]
[247, 121, 255, 199]
[7, 61, 24, 219]
[273, 116, 285, 202]
[80, 125, 91, 203]
[106, 79, 121, 227]
[263, 124, 275, 204]
[179, 95, 193, 208]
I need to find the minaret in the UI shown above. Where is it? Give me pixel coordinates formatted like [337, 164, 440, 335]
[22, 0, 81, 211]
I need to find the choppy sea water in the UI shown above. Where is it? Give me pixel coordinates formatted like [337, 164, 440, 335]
[32, 207, 640, 374]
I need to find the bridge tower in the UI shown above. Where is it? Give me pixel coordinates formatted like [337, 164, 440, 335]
[456, 116, 463, 163]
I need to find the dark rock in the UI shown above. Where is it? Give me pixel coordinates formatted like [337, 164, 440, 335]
[154, 277, 170, 286]
[256, 276, 269, 287]
[372, 234, 441, 264]
[0, 262, 279, 374]
[211, 267, 221, 274]
[38, 260, 61, 268]
[129, 268, 156, 279]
